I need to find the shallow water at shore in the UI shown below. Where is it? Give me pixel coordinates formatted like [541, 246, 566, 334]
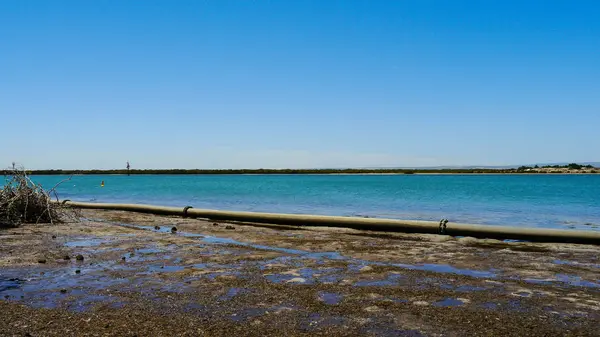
[29, 174, 600, 231]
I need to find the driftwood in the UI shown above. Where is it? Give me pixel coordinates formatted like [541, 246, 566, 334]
[0, 167, 74, 228]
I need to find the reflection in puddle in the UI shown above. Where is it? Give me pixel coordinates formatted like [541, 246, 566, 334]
[0, 277, 23, 292]
[556, 274, 600, 288]
[393, 263, 497, 278]
[524, 275, 600, 289]
[65, 238, 109, 247]
[433, 298, 465, 307]
[0, 268, 130, 311]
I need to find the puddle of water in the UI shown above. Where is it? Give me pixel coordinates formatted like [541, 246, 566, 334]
[553, 260, 600, 269]
[507, 299, 527, 313]
[26, 292, 62, 309]
[259, 256, 305, 270]
[65, 238, 109, 247]
[354, 280, 395, 287]
[556, 274, 600, 288]
[119, 222, 501, 281]
[0, 277, 23, 292]
[389, 298, 409, 304]
[147, 265, 186, 273]
[118, 221, 600, 292]
[318, 291, 343, 305]
[305, 252, 345, 260]
[265, 273, 308, 284]
[523, 278, 554, 286]
[136, 247, 164, 254]
[455, 285, 487, 292]
[554, 260, 575, 266]
[433, 298, 465, 307]
[1, 269, 130, 312]
[265, 267, 322, 284]
[347, 261, 496, 279]
[317, 273, 344, 284]
[125, 253, 167, 263]
[192, 263, 209, 269]
[393, 263, 497, 278]
[524, 275, 600, 289]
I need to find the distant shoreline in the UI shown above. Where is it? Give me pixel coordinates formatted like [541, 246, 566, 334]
[9, 168, 599, 176]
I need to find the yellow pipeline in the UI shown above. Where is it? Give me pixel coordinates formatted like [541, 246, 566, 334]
[59, 200, 600, 245]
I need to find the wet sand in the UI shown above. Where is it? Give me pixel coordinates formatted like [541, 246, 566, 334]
[1, 210, 599, 336]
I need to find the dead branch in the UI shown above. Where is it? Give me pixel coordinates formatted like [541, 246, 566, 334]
[1, 166, 74, 228]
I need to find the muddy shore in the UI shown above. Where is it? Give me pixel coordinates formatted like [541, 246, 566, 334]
[1, 210, 599, 336]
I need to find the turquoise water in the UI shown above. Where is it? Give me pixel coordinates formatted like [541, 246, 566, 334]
[27, 174, 600, 231]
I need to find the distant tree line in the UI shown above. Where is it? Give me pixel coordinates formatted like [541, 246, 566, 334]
[0, 168, 539, 175]
[516, 163, 596, 172]
[2, 164, 595, 176]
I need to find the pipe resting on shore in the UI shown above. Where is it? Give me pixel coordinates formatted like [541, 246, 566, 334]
[58, 200, 600, 245]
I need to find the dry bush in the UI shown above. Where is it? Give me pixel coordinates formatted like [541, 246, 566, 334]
[0, 167, 73, 228]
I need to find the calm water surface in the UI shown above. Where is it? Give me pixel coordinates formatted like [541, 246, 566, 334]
[27, 174, 600, 231]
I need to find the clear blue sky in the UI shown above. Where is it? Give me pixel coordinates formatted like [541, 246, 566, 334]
[2, 0, 599, 169]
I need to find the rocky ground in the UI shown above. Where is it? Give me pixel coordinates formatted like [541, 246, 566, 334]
[1, 209, 599, 336]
